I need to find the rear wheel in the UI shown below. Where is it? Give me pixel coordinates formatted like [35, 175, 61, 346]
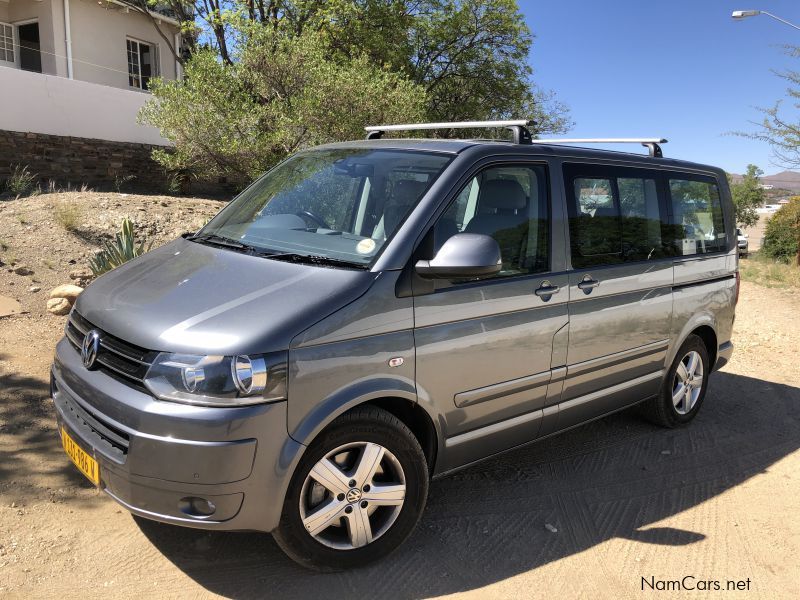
[641, 334, 710, 428]
[272, 406, 428, 571]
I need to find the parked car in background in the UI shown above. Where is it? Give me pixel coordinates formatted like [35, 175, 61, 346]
[736, 227, 749, 257]
[50, 121, 738, 570]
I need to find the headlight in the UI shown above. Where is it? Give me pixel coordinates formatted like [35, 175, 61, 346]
[144, 351, 287, 407]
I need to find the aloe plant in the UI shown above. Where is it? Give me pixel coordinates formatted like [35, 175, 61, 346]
[88, 218, 152, 277]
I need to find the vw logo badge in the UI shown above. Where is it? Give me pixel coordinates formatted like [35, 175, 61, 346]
[81, 330, 101, 369]
[346, 488, 362, 503]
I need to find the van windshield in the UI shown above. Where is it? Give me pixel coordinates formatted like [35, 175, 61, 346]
[196, 148, 453, 267]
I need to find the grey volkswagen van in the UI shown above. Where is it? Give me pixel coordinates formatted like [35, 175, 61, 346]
[51, 121, 737, 570]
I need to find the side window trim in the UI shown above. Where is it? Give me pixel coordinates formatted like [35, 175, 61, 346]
[666, 172, 727, 257]
[564, 162, 677, 269]
[416, 160, 554, 289]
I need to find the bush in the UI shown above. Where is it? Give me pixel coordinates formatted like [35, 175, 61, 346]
[88, 218, 152, 277]
[5, 165, 38, 198]
[53, 200, 83, 231]
[139, 26, 427, 182]
[762, 198, 800, 264]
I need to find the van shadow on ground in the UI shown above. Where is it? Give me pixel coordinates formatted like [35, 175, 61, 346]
[0, 369, 98, 500]
[136, 371, 799, 599]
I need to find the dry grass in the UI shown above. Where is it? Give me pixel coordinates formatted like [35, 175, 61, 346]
[52, 200, 84, 231]
[740, 251, 800, 289]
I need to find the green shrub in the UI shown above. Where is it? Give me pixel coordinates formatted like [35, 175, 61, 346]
[5, 165, 38, 198]
[762, 198, 800, 264]
[88, 218, 152, 277]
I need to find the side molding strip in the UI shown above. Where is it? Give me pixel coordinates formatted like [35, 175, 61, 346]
[558, 370, 664, 412]
[454, 370, 551, 408]
[445, 409, 544, 448]
[567, 339, 669, 378]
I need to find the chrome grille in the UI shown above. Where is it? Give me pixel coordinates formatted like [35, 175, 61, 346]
[65, 311, 156, 391]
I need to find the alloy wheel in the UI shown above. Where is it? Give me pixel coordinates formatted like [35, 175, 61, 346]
[299, 442, 406, 550]
[672, 350, 704, 415]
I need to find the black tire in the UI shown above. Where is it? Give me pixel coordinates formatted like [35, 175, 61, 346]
[272, 406, 429, 571]
[641, 334, 710, 428]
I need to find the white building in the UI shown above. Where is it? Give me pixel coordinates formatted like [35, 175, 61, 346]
[0, 1, 187, 189]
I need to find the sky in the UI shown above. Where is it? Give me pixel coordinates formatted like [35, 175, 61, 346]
[519, 0, 800, 175]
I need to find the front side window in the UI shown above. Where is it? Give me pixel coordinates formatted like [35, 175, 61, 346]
[668, 178, 726, 255]
[199, 149, 453, 266]
[127, 38, 158, 90]
[0, 22, 15, 65]
[566, 165, 668, 268]
[433, 164, 549, 278]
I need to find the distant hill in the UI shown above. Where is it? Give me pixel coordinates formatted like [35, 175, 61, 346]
[729, 170, 800, 192]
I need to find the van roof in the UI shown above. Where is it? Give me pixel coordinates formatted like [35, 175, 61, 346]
[312, 138, 725, 177]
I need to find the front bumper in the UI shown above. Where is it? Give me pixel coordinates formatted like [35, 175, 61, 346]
[52, 337, 303, 532]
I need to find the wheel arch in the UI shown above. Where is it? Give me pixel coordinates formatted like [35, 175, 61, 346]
[289, 379, 444, 475]
[690, 325, 718, 368]
[668, 314, 719, 370]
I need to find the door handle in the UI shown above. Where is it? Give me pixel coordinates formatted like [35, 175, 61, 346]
[535, 281, 560, 299]
[577, 275, 600, 293]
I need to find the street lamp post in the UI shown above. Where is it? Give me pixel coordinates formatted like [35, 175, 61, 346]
[731, 9, 800, 31]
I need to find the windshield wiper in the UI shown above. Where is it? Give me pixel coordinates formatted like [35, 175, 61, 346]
[264, 252, 368, 269]
[188, 235, 366, 269]
[188, 233, 252, 252]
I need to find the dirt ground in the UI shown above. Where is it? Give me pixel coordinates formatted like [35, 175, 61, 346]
[1, 193, 799, 599]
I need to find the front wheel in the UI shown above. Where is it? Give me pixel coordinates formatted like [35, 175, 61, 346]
[272, 406, 429, 571]
[641, 334, 710, 428]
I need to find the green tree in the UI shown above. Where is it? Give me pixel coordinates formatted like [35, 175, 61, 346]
[293, 0, 571, 132]
[141, 1, 570, 182]
[728, 164, 765, 228]
[140, 25, 426, 181]
[762, 197, 800, 266]
[152, 1, 570, 127]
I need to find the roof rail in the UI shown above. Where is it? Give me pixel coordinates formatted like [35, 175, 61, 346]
[364, 120, 534, 145]
[531, 138, 668, 158]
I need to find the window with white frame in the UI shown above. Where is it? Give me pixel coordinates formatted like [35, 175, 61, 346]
[0, 22, 15, 65]
[127, 38, 158, 90]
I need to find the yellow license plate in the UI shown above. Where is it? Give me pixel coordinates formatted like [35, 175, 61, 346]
[61, 428, 100, 486]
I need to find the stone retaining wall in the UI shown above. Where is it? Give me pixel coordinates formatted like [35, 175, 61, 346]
[0, 130, 235, 197]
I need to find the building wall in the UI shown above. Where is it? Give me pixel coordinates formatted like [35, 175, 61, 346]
[2, 0, 62, 76]
[0, 66, 168, 145]
[69, 0, 178, 89]
[1, 0, 179, 88]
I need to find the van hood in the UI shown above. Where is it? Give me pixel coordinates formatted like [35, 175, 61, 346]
[74, 238, 377, 355]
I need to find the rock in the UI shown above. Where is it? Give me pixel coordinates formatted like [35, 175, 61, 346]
[49, 284, 84, 302]
[69, 268, 93, 284]
[545, 523, 558, 533]
[29, 286, 41, 293]
[12, 265, 33, 276]
[47, 297, 72, 315]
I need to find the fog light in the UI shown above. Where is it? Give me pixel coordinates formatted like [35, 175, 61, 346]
[178, 496, 216, 518]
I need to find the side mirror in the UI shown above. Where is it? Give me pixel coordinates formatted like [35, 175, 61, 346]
[415, 233, 502, 279]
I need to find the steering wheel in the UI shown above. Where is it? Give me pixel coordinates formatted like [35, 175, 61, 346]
[297, 210, 331, 230]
